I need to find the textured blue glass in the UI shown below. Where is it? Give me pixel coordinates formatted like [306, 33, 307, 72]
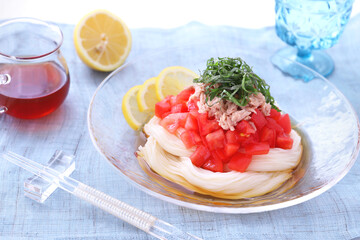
[272, 0, 354, 80]
[275, 0, 354, 51]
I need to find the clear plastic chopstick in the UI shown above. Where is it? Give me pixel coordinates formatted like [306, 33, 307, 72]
[4, 151, 202, 240]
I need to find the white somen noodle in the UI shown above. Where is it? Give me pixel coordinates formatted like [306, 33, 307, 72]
[138, 116, 302, 199]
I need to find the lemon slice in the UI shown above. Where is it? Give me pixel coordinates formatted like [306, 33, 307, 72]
[122, 85, 151, 130]
[156, 66, 198, 100]
[74, 9, 132, 72]
[136, 77, 158, 112]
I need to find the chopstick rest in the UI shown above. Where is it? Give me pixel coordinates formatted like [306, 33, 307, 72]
[24, 150, 75, 203]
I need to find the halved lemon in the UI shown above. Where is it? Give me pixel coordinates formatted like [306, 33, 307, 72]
[74, 9, 132, 72]
[136, 77, 158, 112]
[122, 85, 151, 130]
[156, 66, 198, 100]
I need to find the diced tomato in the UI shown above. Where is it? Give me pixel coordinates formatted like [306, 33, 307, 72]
[197, 112, 209, 123]
[156, 89, 295, 173]
[202, 158, 223, 172]
[176, 113, 188, 127]
[236, 120, 255, 134]
[212, 149, 227, 162]
[277, 113, 291, 134]
[225, 130, 239, 144]
[205, 129, 225, 150]
[207, 119, 221, 132]
[187, 99, 199, 111]
[180, 130, 202, 148]
[190, 145, 211, 167]
[170, 95, 177, 106]
[155, 97, 172, 118]
[244, 142, 270, 155]
[171, 103, 187, 113]
[228, 153, 252, 173]
[260, 126, 276, 148]
[276, 133, 294, 149]
[175, 86, 195, 103]
[266, 117, 284, 133]
[184, 113, 198, 131]
[180, 131, 194, 149]
[169, 104, 181, 114]
[196, 113, 208, 131]
[237, 133, 250, 145]
[192, 131, 202, 144]
[160, 116, 178, 133]
[251, 109, 267, 131]
[189, 110, 199, 118]
[176, 127, 186, 136]
[240, 131, 259, 147]
[193, 116, 210, 148]
[161, 112, 171, 119]
[269, 108, 281, 121]
[237, 147, 246, 154]
[197, 113, 221, 136]
[224, 143, 240, 158]
[160, 113, 188, 133]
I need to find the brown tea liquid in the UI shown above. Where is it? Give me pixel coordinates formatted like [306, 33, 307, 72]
[0, 62, 70, 119]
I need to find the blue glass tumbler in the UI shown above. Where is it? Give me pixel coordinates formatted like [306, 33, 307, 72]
[271, 0, 354, 81]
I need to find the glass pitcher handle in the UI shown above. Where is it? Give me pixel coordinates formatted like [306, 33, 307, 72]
[0, 74, 10, 113]
[0, 74, 11, 85]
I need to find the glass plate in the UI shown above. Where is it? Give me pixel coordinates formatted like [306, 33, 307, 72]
[87, 45, 360, 213]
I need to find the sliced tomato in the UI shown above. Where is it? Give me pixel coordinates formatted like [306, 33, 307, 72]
[184, 113, 198, 131]
[260, 126, 276, 148]
[269, 108, 281, 121]
[160, 113, 188, 134]
[277, 113, 291, 134]
[175, 86, 195, 103]
[266, 117, 284, 133]
[155, 96, 172, 118]
[202, 157, 223, 172]
[224, 143, 240, 158]
[276, 133, 294, 149]
[236, 120, 255, 134]
[251, 109, 267, 131]
[228, 153, 252, 173]
[244, 142, 270, 155]
[205, 129, 225, 150]
[190, 145, 211, 167]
